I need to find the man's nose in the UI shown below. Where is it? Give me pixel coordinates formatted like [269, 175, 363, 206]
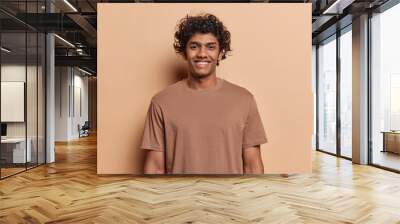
[197, 46, 207, 58]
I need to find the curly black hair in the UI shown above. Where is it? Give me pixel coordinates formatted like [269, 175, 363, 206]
[173, 13, 232, 61]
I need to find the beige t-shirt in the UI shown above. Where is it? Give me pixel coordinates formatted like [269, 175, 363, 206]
[140, 78, 267, 174]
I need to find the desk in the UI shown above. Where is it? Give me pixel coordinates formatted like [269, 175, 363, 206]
[381, 131, 400, 154]
[1, 138, 31, 163]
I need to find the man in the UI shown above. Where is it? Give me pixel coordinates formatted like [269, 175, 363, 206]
[140, 14, 267, 174]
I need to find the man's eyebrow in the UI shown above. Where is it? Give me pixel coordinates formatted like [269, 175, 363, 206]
[188, 41, 218, 45]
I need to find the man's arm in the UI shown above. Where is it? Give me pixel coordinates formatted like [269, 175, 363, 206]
[144, 150, 165, 174]
[243, 145, 264, 174]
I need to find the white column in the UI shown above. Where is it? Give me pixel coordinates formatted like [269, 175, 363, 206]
[46, 32, 55, 163]
[352, 14, 369, 164]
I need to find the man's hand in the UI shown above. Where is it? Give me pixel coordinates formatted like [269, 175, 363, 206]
[243, 145, 264, 174]
[144, 150, 165, 174]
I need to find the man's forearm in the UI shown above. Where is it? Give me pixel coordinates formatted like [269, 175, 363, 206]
[144, 150, 165, 174]
[244, 160, 264, 174]
[243, 146, 264, 174]
[144, 162, 165, 174]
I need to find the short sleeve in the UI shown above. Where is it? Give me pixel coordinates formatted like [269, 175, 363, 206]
[140, 100, 165, 151]
[242, 96, 268, 149]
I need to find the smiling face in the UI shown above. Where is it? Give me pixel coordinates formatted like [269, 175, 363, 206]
[185, 33, 223, 79]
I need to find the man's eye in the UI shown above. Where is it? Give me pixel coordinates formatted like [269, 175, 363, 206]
[190, 45, 197, 49]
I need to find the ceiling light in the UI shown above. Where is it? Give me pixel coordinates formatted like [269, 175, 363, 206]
[322, 0, 355, 15]
[63, 0, 78, 12]
[76, 48, 85, 55]
[54, 34, 75, 48]
[1, 47, 11, 53]
[78, 67, 93, 76]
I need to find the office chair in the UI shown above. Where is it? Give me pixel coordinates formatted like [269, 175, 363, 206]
[79, 121, 90, 138]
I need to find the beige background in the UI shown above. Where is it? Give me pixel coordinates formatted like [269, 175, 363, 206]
[97, 3, 312, 174]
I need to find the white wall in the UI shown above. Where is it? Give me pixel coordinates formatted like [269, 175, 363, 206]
[72, 73, 89, 138]
[55, 66, 70, 141]
[55, 67, 89, 141]
[1, 65, 26, 137]
[1, 65, 39, 137]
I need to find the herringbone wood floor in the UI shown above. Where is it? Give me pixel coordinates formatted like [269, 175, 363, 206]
[1, 134, 400, 224]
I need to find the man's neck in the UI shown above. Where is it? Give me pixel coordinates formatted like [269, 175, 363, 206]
[186, 74, 219, 91]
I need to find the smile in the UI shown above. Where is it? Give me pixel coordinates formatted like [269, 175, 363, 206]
[194, 61, 211, 67]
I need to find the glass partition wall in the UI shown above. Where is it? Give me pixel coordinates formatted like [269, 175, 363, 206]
[0, 1, 46, 179]
[316, 26, 353, 159]
[0, 31, 27, 177]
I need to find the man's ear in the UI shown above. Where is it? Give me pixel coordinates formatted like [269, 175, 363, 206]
[219, 50, 225, 60]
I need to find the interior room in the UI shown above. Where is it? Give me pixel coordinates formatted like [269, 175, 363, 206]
[0, 0, 399, 223]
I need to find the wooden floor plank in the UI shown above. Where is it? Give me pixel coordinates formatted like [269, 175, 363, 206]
[0, 134, 400, 223]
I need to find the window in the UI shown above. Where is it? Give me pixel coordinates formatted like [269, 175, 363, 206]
[317, 36, 337, 154]
[371, 3, 400, 171]
[339, 27, 352, 158]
